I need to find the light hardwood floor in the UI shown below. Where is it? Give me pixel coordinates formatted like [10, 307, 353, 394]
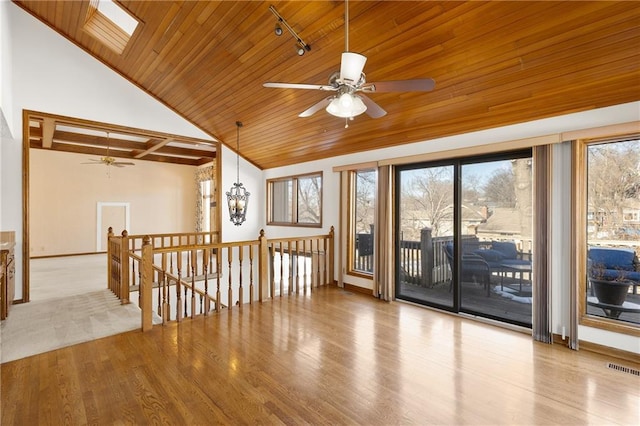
[2, 286, 639, 425]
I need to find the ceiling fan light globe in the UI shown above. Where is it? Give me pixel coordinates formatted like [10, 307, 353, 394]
[339, 92, 353, 109]
[340, 52, 367, 83]
[326, 94, 367, 118]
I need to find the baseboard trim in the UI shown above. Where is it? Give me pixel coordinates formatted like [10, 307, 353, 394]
[342, 283, 374, 296]
[578, 339, 640, 365]
[31, 251, 105, 259]
[552, 333, 639, 365]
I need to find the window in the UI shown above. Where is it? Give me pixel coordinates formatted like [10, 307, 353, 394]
[577, 136, 640, 334]
[348, 169, 377, 275]
[268, 172, 322, 227]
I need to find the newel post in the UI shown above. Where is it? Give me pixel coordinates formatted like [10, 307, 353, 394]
[141, 235, 153, 331]
[120, 230, 130, 304]
[258, 229, 269, 302]
[107, 227, 114, 291]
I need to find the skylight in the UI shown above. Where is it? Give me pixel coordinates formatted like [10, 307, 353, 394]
[84, 0, 139, 54]
[96, 0, 138, 37]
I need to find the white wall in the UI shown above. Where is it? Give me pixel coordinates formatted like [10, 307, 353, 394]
[0, 1, 14, 135]
[220, 144, 263, 242]
[30, 149, 197, 256]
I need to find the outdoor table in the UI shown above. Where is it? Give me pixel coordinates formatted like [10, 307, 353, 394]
[587, 297, 640, 319]
[500, 263, 531, 292]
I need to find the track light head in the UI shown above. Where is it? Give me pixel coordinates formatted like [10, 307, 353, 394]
[269, 6, 310, 57]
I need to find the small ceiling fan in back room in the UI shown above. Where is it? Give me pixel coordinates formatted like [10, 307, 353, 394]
[82, 131, 135, 168]
[263, 0, 435, 127]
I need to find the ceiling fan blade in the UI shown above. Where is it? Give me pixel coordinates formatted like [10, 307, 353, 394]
[263, 82, 336, 91]
[340, 52, 367, 83]
[299, 97, 333, 117]
[361, 78, 435, 93]
[359, 94, 387, 118]
[114, 162, 135, 166]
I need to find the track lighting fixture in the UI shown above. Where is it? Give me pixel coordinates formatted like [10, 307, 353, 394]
[269, 5, 311, 55]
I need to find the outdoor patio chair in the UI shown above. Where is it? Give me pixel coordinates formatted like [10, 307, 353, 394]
[444, 243, 491, 296]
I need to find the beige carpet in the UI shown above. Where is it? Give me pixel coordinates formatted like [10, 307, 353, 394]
[0, 254, 153, 364]
[0, 290, 143, 363]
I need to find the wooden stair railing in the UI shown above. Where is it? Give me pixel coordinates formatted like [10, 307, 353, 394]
[107, 227, 334, 331]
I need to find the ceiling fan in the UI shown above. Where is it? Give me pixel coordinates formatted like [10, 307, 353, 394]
[263, 0, 435, 126]
[82, 131, 135, 167]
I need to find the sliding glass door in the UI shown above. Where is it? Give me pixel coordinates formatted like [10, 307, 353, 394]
[396, 163, 455, 308]
[396, 151, 533, 327]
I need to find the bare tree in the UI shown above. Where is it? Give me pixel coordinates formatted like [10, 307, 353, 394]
[588, 140, 640, 235]
[401, 167, 453, 238]
[297, 175, 321, 223]
[483, 167, 516, 207]
[354, 170, 376, 234]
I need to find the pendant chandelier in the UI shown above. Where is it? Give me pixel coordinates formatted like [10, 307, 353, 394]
[226, 121, 250, 226]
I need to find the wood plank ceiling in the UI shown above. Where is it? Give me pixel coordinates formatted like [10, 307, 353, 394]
[14, 1, 640, 170]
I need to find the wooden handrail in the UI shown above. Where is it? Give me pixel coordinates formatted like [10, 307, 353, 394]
[107, 227, 334, 331]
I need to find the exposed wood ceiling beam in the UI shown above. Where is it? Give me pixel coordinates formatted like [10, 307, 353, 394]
[25, 110, 217, 167]
[42, 118, 55, 149]
[134, 138, 173, 159]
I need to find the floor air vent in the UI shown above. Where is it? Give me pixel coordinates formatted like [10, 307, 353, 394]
[607, 362, 640, 376]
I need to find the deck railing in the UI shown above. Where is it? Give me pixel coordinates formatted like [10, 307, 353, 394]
[107, 227, 334, 331]
[354, 228, 533, 286]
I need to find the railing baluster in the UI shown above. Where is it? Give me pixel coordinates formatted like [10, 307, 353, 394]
[287, 242, 293, 295]
[156, 269, 162, 318]
[315, 238, 321, 289]
[176, 250, 182, 322]
[227, 246, 233, 308]
[303, 239, 308, 293]
[295, 241, 301, 294]
[238, 245, 244, 308]
[216, 251, 222, 312]
[161, 253, 168, 322]
[203, 248, 209, 315]
[269, 242, 275, 299]
[322, 237, 327, 286]
[279, 243, 284, 297]
[190, 250, 196, 319]
[249, 245, 254, 304]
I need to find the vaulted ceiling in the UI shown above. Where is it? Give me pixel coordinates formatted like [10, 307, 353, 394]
[14, 1, 640, 169]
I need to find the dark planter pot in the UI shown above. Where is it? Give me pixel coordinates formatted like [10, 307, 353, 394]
[591, 279, 631, 305]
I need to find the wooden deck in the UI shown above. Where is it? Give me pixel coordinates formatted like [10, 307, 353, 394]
[2, 286, 639, 425]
